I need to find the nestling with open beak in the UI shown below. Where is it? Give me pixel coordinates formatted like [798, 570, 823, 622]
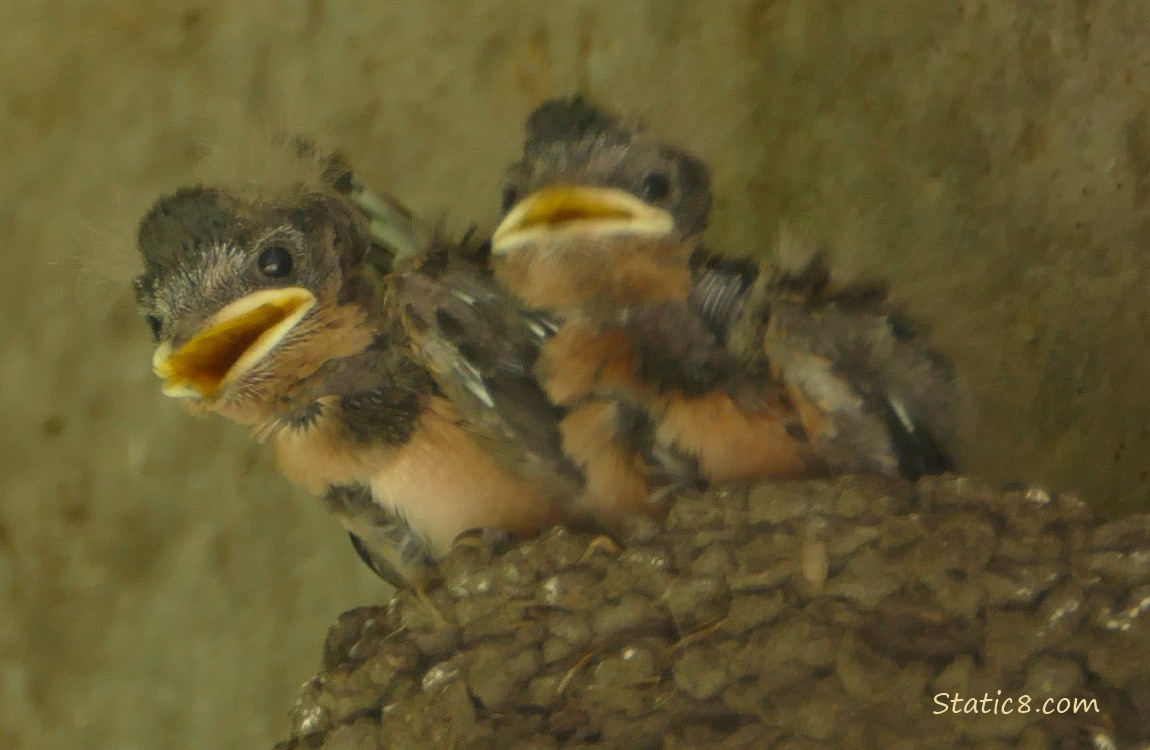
[485, 97, 962, 512]
[133, 149, 582, 586]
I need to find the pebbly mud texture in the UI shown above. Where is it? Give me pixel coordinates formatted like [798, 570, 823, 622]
[273, 476, 1150, 750]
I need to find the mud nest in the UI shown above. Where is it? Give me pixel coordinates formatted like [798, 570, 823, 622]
[272, 476, 1150, 749]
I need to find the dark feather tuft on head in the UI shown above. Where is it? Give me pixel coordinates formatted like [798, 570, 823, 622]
[522, 96, 628, 149]
[136, 187, 248, 274]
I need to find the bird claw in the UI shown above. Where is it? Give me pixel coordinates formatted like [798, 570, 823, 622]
[577, 534, 621, 563]
[451, 527, 518, 556]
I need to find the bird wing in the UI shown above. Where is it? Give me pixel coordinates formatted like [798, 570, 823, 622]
[386, 239, 583, 494]
[720, 261, 962, 480]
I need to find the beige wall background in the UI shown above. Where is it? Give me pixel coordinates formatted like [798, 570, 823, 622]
[2, 1, 1147, 747]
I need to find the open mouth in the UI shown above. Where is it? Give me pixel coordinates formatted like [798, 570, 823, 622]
[491, 185, 675, 254]
[152, 287, 316, 400]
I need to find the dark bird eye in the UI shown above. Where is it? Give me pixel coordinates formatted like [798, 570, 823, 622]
[257, 245, 293, 278]
[144, 314, 163, 340]
[640, 170, 672, 202]
[501, 185, 521, 213]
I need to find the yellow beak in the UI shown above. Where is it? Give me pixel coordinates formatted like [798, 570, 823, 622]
[491, 185, 675, 255]
[152, 287, 316, 400]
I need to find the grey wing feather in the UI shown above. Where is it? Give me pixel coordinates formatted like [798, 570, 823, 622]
[687, 246, 761, 340]
[763, 298, 963, 479]
[325, 483, 436, 589]
[701, 248, 964, 480]
[313, 145, 426, 264]
[390, 244, 581, 487]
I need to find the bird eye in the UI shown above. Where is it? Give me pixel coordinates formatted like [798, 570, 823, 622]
[501, 185, 521, 213]
[144, 314, 163, 340]
[257, 245, 294, 278]
[640, 170, 672, 202]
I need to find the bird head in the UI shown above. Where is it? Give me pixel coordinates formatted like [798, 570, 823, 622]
[500, 96, 713, 239]
[134, 185, 385, 423]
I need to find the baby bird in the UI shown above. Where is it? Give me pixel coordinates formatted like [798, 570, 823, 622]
[491, 184, 820, 523]
[133, 148, 580, 586]
[487, 97, 961, 519]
